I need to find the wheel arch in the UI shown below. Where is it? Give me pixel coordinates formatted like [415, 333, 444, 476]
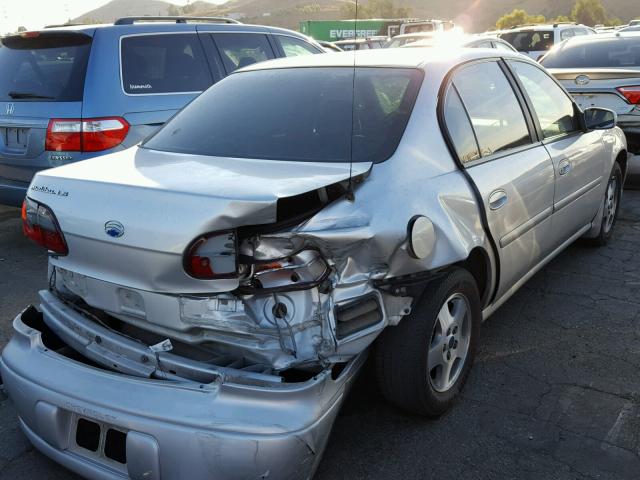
[453, 247, 493, 308]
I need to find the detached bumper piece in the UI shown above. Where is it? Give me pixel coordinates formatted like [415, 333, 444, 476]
[0, 299, 366, 480]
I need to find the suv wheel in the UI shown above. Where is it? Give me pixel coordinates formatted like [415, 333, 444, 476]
[592, 162, 623, 246]
[375, 267, 481, 416]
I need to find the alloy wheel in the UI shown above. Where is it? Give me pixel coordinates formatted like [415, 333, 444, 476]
[427, 293, 471, 392]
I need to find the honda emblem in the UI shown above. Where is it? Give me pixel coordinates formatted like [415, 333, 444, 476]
[5, 103, 15, 115]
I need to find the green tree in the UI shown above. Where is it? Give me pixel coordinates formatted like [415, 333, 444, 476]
[571, 0, 607, 26]
[552, 15, 572, 23]
[495, 9, 545, 30]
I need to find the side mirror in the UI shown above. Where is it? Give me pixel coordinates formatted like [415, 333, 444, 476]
[584, 107, 617, 130]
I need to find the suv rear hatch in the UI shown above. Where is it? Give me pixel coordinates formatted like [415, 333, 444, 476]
[0, 31, 92, 186]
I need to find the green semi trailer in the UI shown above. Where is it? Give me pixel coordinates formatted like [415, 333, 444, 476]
[300, 19, 405, 41]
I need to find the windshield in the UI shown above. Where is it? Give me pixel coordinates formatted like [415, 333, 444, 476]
[0, 32, 91, 102]
[499, 30, 553, 52]
[143, 67, 423, 163]
[541, 38, 640, 68]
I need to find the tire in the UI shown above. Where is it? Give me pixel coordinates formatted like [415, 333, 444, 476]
[374, 267, 481, 417]
[591, 162, 623, 246]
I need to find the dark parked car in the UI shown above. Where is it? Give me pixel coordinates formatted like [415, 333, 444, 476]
[541, 32, 640, 185]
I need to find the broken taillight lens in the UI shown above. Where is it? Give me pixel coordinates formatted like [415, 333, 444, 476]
[22, 198, 68, 255]
[184, 231, 237, 279]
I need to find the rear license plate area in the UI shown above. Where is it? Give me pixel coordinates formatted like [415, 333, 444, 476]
[2, 127, 29, 152]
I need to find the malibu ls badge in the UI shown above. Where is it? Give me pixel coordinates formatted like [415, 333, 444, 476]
[104, 221, 125, 238]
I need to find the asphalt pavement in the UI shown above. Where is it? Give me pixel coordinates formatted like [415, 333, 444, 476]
[1, 191, 639, 480]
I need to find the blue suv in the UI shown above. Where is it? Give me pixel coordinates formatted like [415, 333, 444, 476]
[0, 16, 324, 206]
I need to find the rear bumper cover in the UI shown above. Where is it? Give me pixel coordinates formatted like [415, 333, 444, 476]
[0, 301, 365, 480]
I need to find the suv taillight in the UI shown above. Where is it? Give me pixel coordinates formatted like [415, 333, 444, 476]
[21, 198, 68, 255]
[184, 231, 237, 280]
[46, 117, 130, 152]
[617, 86, 640, 105]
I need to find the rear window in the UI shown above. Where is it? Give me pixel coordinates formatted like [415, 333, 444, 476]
[121, 34, 212, 94]
[143, 67, 423, 163]
[499, 30, 554, 52]
[0, 32, 91, 102]
[541, 38, 640, 68]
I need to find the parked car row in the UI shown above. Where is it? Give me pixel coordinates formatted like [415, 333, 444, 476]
[0, 13, 629, 478]
[0, 14, 635, 480]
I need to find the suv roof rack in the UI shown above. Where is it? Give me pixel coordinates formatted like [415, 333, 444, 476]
[114, 16, 241, 26]
[553, 22, 578, 27]
[44, 23, 86, 28]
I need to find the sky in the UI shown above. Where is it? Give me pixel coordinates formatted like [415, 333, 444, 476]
[0, 0, 227, 35]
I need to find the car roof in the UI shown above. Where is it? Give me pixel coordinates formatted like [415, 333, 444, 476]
[238, 47, 528, 72]
[10, 21, 309, 38]
[393, 32, 437, 39]
[562, 31, 640, 44]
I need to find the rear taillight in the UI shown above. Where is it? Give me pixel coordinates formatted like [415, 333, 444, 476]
[617, 86, 640, 105]
[46, 117, 130, 152]
[184, 231, 237, 280]
[21, 198, 68, 255]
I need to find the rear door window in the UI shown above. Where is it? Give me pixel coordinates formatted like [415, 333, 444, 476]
[0, 32, 91, 102]
[453, 61, 531, 157]
[443, 86, 481, 164]
[275, 35, 321, 57]
[121, 33, 212, 95]
[212, 33, 275, 73]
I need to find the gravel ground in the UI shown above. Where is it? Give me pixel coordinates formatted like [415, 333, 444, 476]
[1, 191, 639, 480]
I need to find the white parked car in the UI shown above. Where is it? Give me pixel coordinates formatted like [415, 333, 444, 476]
[499, 23, 596, 60]
[1, 48, 627, 480]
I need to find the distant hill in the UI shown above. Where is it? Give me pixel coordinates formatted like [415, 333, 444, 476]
[74, 0, 640, 31]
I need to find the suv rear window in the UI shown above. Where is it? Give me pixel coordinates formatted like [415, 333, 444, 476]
[0, 32, 91, 102]
[121, 34, 212, 94]
[143, 67, 423, 163]
[499, 31, 554, 52]
[541, 38, 640, 68]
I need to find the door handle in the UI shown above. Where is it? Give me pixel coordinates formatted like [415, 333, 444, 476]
[559, 159, 572, 176]
[489, 190, 508, 210]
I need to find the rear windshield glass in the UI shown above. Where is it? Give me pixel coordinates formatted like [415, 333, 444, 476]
[541, 38, 640, 68]
[0, 33, 91, 102]
[143, 67, 423, 163]
[499, 31, 553, 52]
[121, 34, 212, 94]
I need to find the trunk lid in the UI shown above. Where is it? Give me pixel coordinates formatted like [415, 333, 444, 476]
[30, 147, 371, 293]
[548, 68, 640, 116]
[0, 31, 92, 182]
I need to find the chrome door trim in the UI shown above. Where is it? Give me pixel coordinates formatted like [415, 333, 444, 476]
[499, 205, 553, 248]
[554, 176, 601, 212]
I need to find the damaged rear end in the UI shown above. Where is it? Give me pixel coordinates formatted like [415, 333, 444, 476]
[1, 64, 436, 479]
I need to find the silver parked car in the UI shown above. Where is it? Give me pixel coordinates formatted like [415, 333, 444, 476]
[541, 32, 640, 185]
[1, 48, 627, 479]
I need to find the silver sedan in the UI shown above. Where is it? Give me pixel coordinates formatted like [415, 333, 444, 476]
[2, 48, 627, 479]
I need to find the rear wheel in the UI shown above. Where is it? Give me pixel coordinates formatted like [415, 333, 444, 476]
[592, 162, 622, 246]
[375, 268, 481, 416]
